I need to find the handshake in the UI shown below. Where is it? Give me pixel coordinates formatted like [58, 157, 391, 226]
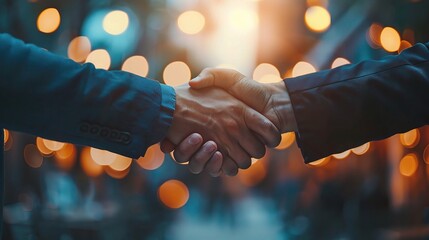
[160, 68, 297, 177]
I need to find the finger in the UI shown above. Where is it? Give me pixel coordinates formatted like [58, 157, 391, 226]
[190, 68, 245, 90]
[244, 108, 281, 148]
[188, 141, 218, 174]
[173, 133, 203, 163]
[160, 139, 176, 153]
[237, 125, 266, 159]
[205, 151, 223, 177]
[222, 156, 239, 176]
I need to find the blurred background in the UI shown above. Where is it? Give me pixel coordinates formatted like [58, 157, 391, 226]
[2, 0, 429, 239]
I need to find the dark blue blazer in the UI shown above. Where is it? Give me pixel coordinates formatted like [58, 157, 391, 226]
[286, 43, 429, 163]
[0, 33, 176, 234]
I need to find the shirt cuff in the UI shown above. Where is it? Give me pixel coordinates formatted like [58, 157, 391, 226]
[157, 84, 176, 140]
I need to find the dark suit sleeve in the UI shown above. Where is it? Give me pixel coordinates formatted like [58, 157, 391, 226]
[0, 33, 175, 158]
[285, 43, 429, 163]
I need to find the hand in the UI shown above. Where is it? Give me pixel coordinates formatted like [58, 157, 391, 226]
[164, 83, 281, 176]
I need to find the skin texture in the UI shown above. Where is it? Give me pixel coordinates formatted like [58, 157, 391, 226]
[166, 83, 281, 176]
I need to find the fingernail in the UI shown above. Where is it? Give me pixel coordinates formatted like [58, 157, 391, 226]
[188, 134, 201, 145]
[204, 142, 217, 153]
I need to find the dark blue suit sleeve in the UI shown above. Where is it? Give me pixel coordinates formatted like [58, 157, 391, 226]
[285, 43, 429, 163]
[0, 33, 175, 158]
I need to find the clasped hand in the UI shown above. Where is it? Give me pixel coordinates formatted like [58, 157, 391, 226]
[162, 68, 295, 176]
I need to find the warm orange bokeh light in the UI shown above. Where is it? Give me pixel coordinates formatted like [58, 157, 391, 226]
[424, 145, 429, 165]
[229, 9, 259, 32]
[253, 63, 282, 83]
[36, 137, 53, 156]
[109, 155, 133, 172]
[122, 55, 149, 77]
[367, 23, 383, 47]
[238, 159, 267, 187]
[54, 143, 76, 171]
[81, 147, 103, 177]
[158, 180, 190, 209]
[85, 49, 111, 70]
[380, 27, 401, 52]
[4, 129, 9, 143]
[90, 148, 117, 166]
[104, 166, 130, 179]
[68, 36, 91, 62]
[42, 139, 65, 151]
[308, 157, 330, 167]
[136, 144, 165, 170]
[304, 6, 331, 33]
[400, 129, 420, 148]
[163, 61, 191, 86]
[332, 150, 352, 160]
[292, 61, 316, 77]
[331, 58, 351, 69]
[103, 10, 129, 35]
[24, 144, 43, 168]
[275, 132, 296, 150]
[398, 40, 412, 53]
[37, 8, 61, 34]
[177, 11, 206, 35]
[399, 153, 419, 177]
[351, 143, 371, 156]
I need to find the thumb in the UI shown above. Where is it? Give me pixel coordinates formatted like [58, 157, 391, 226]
[189, 69, 215, 89]
[190, 68, 244, 90]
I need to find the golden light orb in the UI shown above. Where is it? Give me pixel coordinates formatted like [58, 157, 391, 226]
[423, 145, 429, 165]
[68, 36, 91, 63]
[308, 157, 330, 167]
[292, 61, 316, 77]
[136, 144, 165, 170]
[163, 61, 191, 86]
[398, 40, 412, 53]
[85, 49, 111, 70]
[36, 137, 53, 156]
[158, 180, 190, 209]
[351, 143, 371, 156]
[37, 8, 61, 34]
[238, 159, 267, 187]
[304, 6, 331, 33]
[253, 63, 282, 83]
[331, 58, 351, 69]
[177, 11, 206, 35]
[367, 23, 383, 47]
[275, 132, 296, 150]
[103, 10, 129, 35]
[380, 27, 401, 52]
[42, 139, 65, 152]
[332, 150, 352, 160]
[109, 155, 133, 172]
[90, 148, 118, 166]
[4, 129, 9, 143]
[81, 147, 104, 177]
[54, 143, 76, 171]
[399, 129, 420, 148]
[399, 153, 418, 177]
[122, 55, 149, 77]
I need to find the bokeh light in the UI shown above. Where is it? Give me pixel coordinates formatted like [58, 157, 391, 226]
[90, 148, 117, 166]
[104, 165, 130, 179]
[42, 139, 65, 152]
[424, 145, 429, 165]
[103, 10, 129, 35]
[229, 9, 259, 32]
[136, 144, 165, 170]
[367, 23, 383, 47]
[332, 150, 352, 160]
[398, 40, 412, 53]
[308, 157, 330, 167]
[399, 153, 419, 177]
[109, 155, 133, 172]
[177, 11, 206, 35]
[24, 144, 43, 168]
[4, 129, 9, 143]
[158, 180, 190, 209]
[37, 8, 61, 34]
[351, 143, 371, 156]
[122, 55, 149, 77]
[304, 6, 331, 33]
[36, 137, 53, 156]
[85, 49, 111, 70]
[292, 61, 316, 77]
[400, 129, 420, 148]
[68, 36, 92, 62]
[238, 158, 267, 187]
[331, 58, 351, 69]
[81, 147, 103, 177]
[253, 63, 282, 83]
[380, 27, 401, 52]
[54, 143, 76, 171]
[275, 132, 296, 150]
[163, 61, 191, 86]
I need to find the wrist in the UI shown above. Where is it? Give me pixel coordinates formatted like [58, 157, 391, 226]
[270, 81, 297, 133]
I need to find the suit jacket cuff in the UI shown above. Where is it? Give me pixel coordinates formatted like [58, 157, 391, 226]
[151, 84, 176, 145]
